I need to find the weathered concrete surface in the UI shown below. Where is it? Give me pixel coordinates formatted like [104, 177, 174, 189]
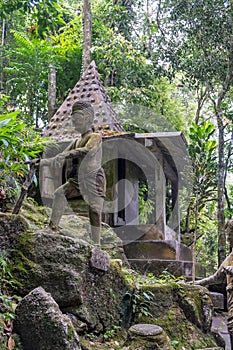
[210, 292, 225, 310]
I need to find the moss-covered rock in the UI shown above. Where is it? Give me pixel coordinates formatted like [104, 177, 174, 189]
[9, 225, 132, 334]
[14, 287, 80, 350]
[130, 282, 218, 350]
[0, 213, 28, 253]
[177, 284, 212, 332]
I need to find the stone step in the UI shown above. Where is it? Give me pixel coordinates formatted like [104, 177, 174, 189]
[123, 240, 192, 261]
[127, 258, 205, 279]
[212, 314, 231, 350]
[210, 292, 225, 310]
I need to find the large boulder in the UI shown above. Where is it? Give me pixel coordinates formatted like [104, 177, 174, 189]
[9, 224, 132, 333]
[14, 287, 80, 350]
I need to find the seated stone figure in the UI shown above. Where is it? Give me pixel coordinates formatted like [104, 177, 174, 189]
[41, 101, 106, 244]
[194, 219, 233, 348]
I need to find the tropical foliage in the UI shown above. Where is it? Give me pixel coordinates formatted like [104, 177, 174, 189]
[0, 95, 48, 211]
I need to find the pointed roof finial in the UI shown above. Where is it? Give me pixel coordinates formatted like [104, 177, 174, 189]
[43, 61, 124, 142]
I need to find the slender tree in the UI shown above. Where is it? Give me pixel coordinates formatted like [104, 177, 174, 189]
[48, 64, 56, 120]
[82, 0, 92, 72]
[155, 0, 233, 264]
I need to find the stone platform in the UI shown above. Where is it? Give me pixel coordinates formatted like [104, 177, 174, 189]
[122, 240, 206, 279]
[126, 258, 205, 279]
[116, 224, 176, 241]
[123, 240, 192, 261]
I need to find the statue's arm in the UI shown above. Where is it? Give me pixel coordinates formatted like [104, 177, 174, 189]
[195, 260, 228, 286]
[195, 271, 225, 287]
[40, 142, 75, 167]
[40, 134, 101, 166]
[64, 134, 101, 159]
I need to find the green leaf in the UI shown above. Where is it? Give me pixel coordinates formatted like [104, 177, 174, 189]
[143, 292, 152, 300]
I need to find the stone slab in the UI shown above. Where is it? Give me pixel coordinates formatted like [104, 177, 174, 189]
[127, 258, 206, 279]
[117, 225, 165, 241]
[128, 324, 163, 337]
[123, 240, 192, 261]
[210, 292, 225, 310]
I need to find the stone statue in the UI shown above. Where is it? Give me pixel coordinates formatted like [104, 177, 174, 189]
[194, 219, 233, 347]
[41, 101, 106, 244]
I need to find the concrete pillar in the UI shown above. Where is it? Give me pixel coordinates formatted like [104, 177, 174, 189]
[171, 181, 180, 241]
[155, 161, 166, 236]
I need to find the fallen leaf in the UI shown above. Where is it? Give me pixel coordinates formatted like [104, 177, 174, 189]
[8, 336, 15, 350]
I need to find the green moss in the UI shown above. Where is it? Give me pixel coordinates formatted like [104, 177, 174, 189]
[20, 199, 49, 229]
[129, 283, 218, 350]
[10, 252, 41, 293]
[67, 325, 75, 341]
[9, 232, 42, 294]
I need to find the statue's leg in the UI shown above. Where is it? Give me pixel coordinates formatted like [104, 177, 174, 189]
[227, 312, 233, 350]
[49, 181, 79, 230]
[88, 197, 104, 245]
[49, 185, 66, 229]
[89, 207, 101, 245]
[83, 170, 106, 244]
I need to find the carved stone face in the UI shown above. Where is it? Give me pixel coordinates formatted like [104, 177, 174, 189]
[71, 110, 93, 134]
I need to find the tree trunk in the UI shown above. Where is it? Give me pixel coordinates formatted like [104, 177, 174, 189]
[1, 19, 7, 93]
[214, 17, 233, 265]
[225, 131, 233, 211]
[195, 87, 209, 125]
[48, 64, 56, 121]
[217, 113, 226, 264]
[13, 160, 40, 214]
[192, 194, 198, 282]
[82, 0, 92, 72]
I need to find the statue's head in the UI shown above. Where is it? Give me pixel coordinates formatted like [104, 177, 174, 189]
[71, 101, 94, 133]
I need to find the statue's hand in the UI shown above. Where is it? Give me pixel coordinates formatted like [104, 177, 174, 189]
[184, 280, 203, 286]
[64, 150, 81, 159]
[53, 154, 64, 167]
[40, 156, 64, 167]
[222, 266, 233, 276]
[186, 279, 209, 287]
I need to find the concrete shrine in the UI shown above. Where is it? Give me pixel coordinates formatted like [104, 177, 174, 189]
[41, 61, 204, 279]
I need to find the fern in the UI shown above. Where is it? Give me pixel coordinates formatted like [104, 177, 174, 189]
[12, 30, 35, 54]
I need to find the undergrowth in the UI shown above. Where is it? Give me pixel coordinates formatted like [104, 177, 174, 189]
[0, 251, 20, 349]
[123, 269, 186, 321]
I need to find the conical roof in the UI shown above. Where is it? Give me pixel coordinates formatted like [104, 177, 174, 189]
[43, 61, 124, 142]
